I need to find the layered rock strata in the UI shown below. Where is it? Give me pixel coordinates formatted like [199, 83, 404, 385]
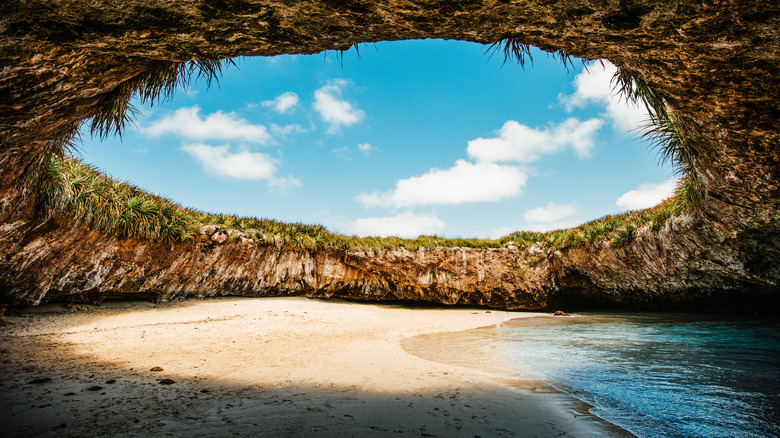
[1, 1, 778, 310]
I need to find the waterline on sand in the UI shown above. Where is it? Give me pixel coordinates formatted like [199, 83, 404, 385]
[402, 313, 780, 438]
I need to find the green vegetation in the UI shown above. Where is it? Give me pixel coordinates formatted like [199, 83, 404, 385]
[40, 154, 690, 250]
[485, 37, 580, 72]
[486, 39, 704, 214]
[40, 155, 332, 245]
[91, 59, 233, 140]
[34, 49, 704, 251]
[614, 66, 705, 213]
[501, 195, 692, 250]
[41, 155, 199, 240]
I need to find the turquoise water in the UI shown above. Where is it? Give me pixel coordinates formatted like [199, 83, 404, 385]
[406, 313, 780, 437]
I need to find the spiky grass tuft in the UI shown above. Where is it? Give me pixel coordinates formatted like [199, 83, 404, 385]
[89, 59, 235, 139]
[611, 66, 667, 119]
[640, 107, 697, 176]
[485, 38, 582, 72]
[672, 175, 704, 214]
[41, 156, 198, 240]
[485, 38, 534, 67]
[612, 67, 705, 215]
[329, 43, 378, 68]
[611, 224, 636, 248]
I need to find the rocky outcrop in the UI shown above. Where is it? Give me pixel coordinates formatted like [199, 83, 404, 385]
[1, 1, 778, 310]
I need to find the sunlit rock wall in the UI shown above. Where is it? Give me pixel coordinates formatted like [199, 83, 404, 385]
[1, 0, 778, 310]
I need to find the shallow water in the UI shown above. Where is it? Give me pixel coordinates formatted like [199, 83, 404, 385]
[404, 313, 780, 438]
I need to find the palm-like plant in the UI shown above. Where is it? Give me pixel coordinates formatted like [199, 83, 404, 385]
[90, 59, 235, 139]
[485, 37, 579, 72]
[612, 67, 704, 214]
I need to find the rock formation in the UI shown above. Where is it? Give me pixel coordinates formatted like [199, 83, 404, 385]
[1, 1, 778, 310]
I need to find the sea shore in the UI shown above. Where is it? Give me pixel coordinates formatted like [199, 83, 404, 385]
[0, 297, 624, 437]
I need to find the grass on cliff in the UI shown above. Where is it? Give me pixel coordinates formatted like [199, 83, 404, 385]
[37, 49, 704, 251]
[41, 153, 693, 251]
[91, 60, 232, 140]
[39, 154, 331, 245]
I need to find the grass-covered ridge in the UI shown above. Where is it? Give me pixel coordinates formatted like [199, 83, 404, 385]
[35, 49, 704, 252]
[40, 154, 693, 251]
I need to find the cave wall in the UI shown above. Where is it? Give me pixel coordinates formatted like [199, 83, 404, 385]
[1, 0, 778, 309]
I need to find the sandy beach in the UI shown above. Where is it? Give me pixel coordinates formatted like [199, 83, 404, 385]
[0, 297, 624, 437]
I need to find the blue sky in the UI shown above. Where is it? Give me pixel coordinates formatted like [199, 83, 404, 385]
[78, 39, 675, 238]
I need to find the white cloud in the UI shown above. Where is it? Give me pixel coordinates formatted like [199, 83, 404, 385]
[262, 92, 299, 114]
[330, 146, 351, 161]
[488, 226, 517, 239]
[466, 118, 604, 163]
[144, 106, 272, 144]
[356, 160, 528, 208]
[524, 201, 579, 223]
[522, 202, 581, 232]
[267, 175, 302, 191]
[615, 178, 677, 210]
[181, 143, 300, 189]
[560, 61, 649, 132]
[345, 212, 446, 238]
[357, 143, 376, 155]
[313, 80, 365, 134]
[270, 123, 305, 137]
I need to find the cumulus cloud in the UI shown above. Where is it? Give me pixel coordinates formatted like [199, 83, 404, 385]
[313, 80, 365, 134]
[560, 61, 649, 132]
[356, 160, 528, 208]
[615, 178, 677, 210]
[181, 143, 300, 189]
[262, 92, 299, 114]
[345, 212, 446, 238]
[270, 123, 305, 137]
[524, 201, 579, 223]
[522, 202, 580, 232]
[467, 118, 604, 163]
[357, 143, 376, 155]
[144, 106, 272, 144]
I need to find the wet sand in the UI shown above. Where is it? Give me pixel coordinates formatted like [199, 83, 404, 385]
[0, 297, 622, 437]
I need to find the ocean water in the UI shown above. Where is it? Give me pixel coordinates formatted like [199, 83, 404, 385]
[404, 313, 780, 438]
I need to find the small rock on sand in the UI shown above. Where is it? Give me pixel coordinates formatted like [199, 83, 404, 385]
[150, 366, 164, 372]
[159, 379, 175, 385]
[64, 303, 88, 312]
[28, 377, 52, 384]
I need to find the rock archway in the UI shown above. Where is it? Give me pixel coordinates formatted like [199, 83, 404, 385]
[1, 1, 778, 310]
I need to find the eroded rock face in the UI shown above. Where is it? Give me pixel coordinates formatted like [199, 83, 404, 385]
[0, 1, 778, 310]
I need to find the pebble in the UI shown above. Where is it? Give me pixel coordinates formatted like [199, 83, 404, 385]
[28, 377, 52, 384]
[87, 386, 103, 391]
[150, 366, 164, 372]
[159, 379, 175, 385]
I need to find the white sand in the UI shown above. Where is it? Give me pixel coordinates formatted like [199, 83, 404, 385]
[0, 297, 625, 437]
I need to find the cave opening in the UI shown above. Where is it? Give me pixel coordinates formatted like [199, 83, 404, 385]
[65, 39, 674, 246]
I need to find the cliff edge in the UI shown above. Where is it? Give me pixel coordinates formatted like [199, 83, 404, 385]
[1, 0, 778, 310]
